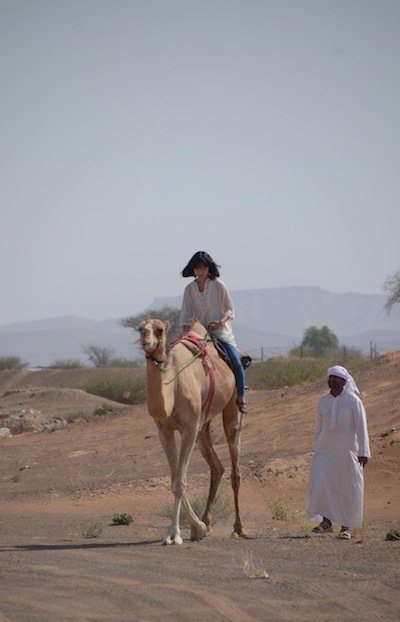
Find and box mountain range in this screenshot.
[1,287,399,367]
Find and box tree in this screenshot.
[121,305,181,346]
[83,344,116,367]
[295,325,339,358]
[383,270,400,315]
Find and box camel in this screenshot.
[138,317,247,545]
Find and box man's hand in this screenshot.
[358,456,368,467]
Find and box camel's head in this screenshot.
[138,319,170,357]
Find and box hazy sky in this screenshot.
[1,0,399,326]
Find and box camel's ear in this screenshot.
[164,321,170,334]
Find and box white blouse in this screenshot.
[179,278,237,345]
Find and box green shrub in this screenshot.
[386,528,400,541]
[268,495,303,521]
[65,404,116,423]
[160,490,233,523]
[49,359,85,369]
[0,356,28,371]
[246,357,327,390]
[112,513,134,525]
[109,358,143,368]
[83,522,103,538]
[93,404,117,416]
[85,370,146,405]
[246,355,366,391]
[64,411,93,423]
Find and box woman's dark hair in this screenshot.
[181,251,221,279]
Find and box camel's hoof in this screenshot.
[163,534,183,545]
[231,530,251,540]
[190,522,207,542]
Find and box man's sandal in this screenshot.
[312,520,333,533]
[338,528,351,539]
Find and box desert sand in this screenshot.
[0,354,399,622]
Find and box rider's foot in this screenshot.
[236,399,248,414]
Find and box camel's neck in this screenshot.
[145,344,167,375]
[145,346,172,418]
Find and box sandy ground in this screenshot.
[0,355,399,622]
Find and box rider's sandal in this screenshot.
[237,400,248,414]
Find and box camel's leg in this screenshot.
[176,424,207,542]
[196,421,225,534]
[156,421,206,544]
[155,421,183,545]
[223,404,248,538]
[181,494,207,541]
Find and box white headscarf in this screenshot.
[327,365,360,395]
[327,365,360,430]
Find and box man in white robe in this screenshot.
[305,365,371,539]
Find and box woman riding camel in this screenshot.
[179,251,248,414]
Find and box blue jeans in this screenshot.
[219,340,246,398]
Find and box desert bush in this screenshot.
[268,495,303,521]
[85,370,146,405]
[109,357,143,367]
[112,513,134,525]
[246,357,328,390]
[160,490,233,523]
[64,410,93,423]
[93,404,118,416]
[0,356,28,371]
[82,522,103,538]
[49,359,85,369]
[386,528,400,541]
[353,520,370,535]
[64,404,117,423]
[246,354,366,391]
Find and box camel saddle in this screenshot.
[207,334,252,370]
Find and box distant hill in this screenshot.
[0,287,399,367]
[0,317,138,368]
